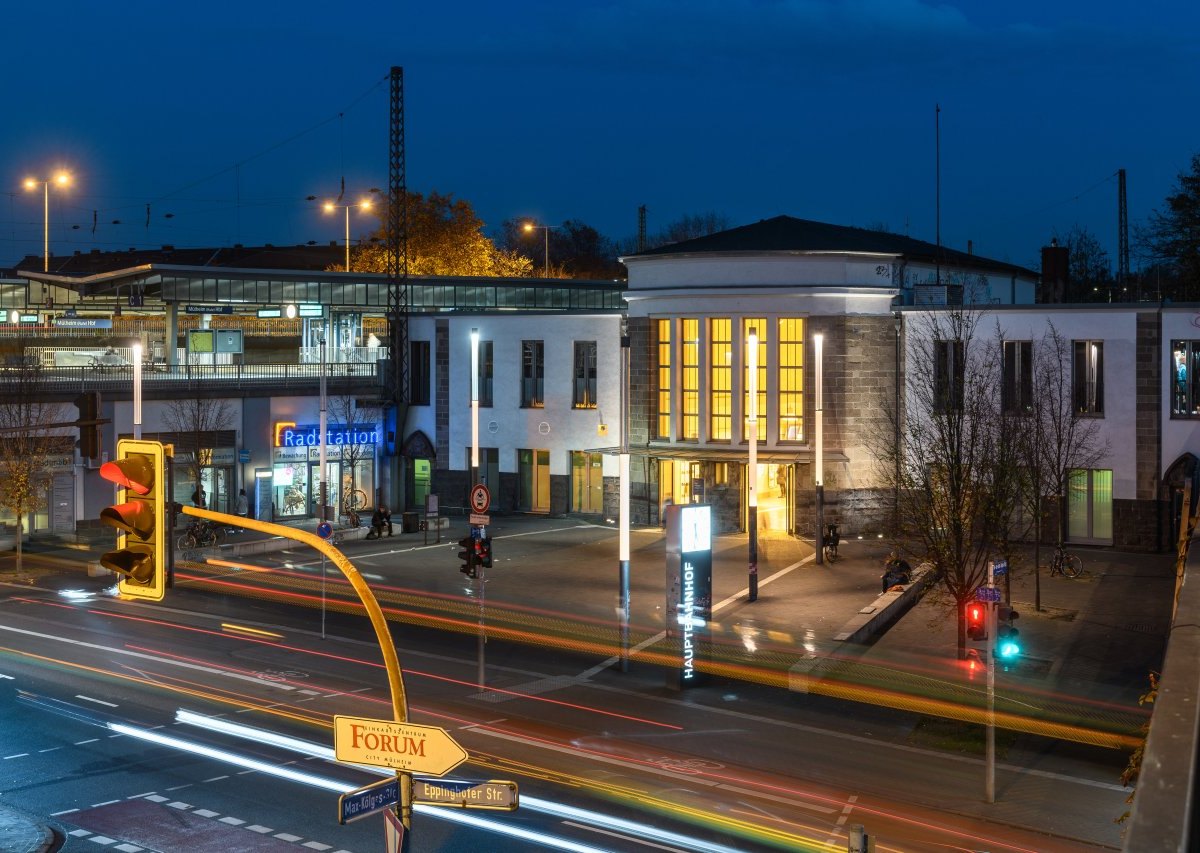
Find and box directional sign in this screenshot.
[469,484,491,514]
[974,587,1001,603]
[338,777,399,824]
[334,715,468,776]
[412,777,518,811]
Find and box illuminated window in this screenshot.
[1170,340,1200,417]
[1072,340,1104,415]
[521,340,544,408]
[654,319,672,439]
[573,340,597,409]
[714,462,729,486]
[743,318,766,441]
[710,318,732,440]
[778,318,805,441]
[681,319,699,440]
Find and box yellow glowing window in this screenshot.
[710,318,732,441]
[743,318,767,441]
[778,318,804,441]
[655,319,672,439]
[681,319,699,441]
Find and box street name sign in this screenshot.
[992,559,1008,576]
[468,513,490,526]
[338,776,399,824]
[974,587,1001,602]
[412,777,518,811]
[334,715,468,776]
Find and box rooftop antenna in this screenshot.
[637,205,647,253]
[1118,168,1129,300]
[935,103,941,288]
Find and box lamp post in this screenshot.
[470,328,485,689]
[814,333,825,565]
[618,324,631,670]
[24,171,71,272]
[747,327,759,602]
[521,221,558,278]
[323,199,373,272]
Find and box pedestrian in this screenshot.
[368,507,385,539]
[235,489,248,531]
[881,551,912,592]
[381,504,393,536]
[191,485,207,509]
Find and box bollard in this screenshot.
[847,824,872,853]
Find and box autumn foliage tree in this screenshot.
[348,191,533,278]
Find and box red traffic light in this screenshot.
[966,602,987,641]
[100,501,155,539]
[100,457,153,495]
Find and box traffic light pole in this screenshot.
[178,505,415,841]
[986,559,996,804]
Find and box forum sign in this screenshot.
[664,503,713,690]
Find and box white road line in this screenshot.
[4,753,29,759]
[0,673,14,679]
[52,809,80,816]
[561,820,687,852]
[75,739,99,745]
[76,694,118,708]
[576,555,813,681]
[92,799,122,807]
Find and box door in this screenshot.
[518,449,550,513]
[571,451,604,514]
[1066,468,1113,545]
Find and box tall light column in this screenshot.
[133,343,143,440]
[24,172,71,272]
[470,328,485,689]
[323,199,373,272]
[319,332,328,522]
[814,333,825,565]
[618,327,631,670]
[521,222,558,278]
[747,327,759,602]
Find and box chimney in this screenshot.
[1041,239,1070,304]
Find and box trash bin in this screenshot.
[402,511,419,533]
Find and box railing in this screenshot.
[298,346,386,365]
[16,361,380,394]
[1121,532,1200,851]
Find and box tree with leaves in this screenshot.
[350,191,533,278]
[1142,153,1200,301]
[0,358,68,575]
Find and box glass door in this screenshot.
[1066,468,1113,545]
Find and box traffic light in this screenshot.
[75,391,101,460]
[477,536,492,569]
[457,535,476,578]
[997,604,1021,660]
[99,439,166,601]
[966,601,987,641]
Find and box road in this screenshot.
[0,518,1139,851]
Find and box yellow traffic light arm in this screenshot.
[179,505,414,832]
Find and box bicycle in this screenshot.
[823,523,839,562]
[1049,544,1083,578]
[177,519,227,551]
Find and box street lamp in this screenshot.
[24,171,71,272]
[521,221,558,278]
[323,198,373,272]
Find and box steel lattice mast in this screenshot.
[387,66,409,439]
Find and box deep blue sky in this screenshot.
[3,1,1196,272]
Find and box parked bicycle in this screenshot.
[823,522,840,562]
[177,519,227,550]
[1049,544,1083,578]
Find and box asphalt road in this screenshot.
[0,518,1143,851]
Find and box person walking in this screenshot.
[235,489,249,532]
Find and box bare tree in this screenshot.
[876,308,1021,659]
[161,396,235,510]
[328,390,376,519]
[0,359,68,574]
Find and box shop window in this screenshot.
[1171,340,1200,417]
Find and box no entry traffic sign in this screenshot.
[469,484,491,514]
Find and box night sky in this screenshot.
[3,1,1196,271]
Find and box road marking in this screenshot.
[4,753,29,759]
[92,799,122,807]
[826,794,858,848]
[76,694,118,708]
[575,555,813,681]
[562,820,688,852]
[0,673,13,679]
[75,739,99,745]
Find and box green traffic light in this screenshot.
[998,639,1021,659]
